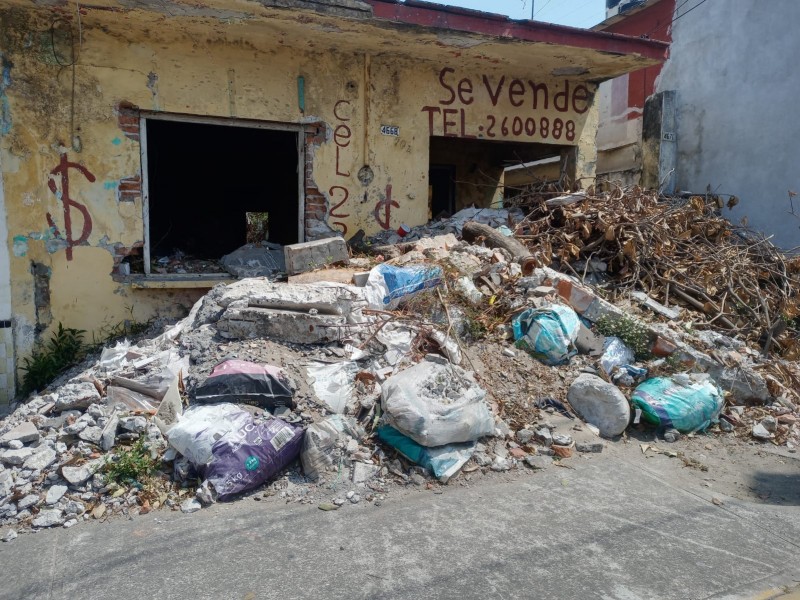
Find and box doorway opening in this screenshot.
[141,116,302,275]
[428,136,563,216]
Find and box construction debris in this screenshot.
[1,186,799,539]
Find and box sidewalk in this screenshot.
[1,453,798,600]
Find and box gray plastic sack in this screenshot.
[301,415,364,481]
[381,360,494,447]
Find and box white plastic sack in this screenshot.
[166,403,251,466]
[306,361,359,414]
[381,360,494,447]
[301,415,364,481]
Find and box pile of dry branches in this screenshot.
[512,185,800,353]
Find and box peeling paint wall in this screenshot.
[0,4,600,395]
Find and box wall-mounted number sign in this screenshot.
[380,125,400,137]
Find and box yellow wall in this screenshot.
[0,6,597,369]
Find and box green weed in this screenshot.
[104,438,158,484]
[595,315,653,361]
[20,323,86,395]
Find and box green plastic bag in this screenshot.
[377,425,475,483]
[512,305,580,365]
[631,374,724,433]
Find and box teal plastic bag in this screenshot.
[631,374,724,433]
[377,425,475,483]
[512,305,580,365]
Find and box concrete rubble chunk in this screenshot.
[180,498,202,514]
[752,423,773,441]
[23,447,57,471]
[284,237,349,276]
[216,280,365,344]
[54,382,101,412]
[631,291,681,320]
[100,412,120,452]
[708,366,770,404]
[63,421,89,435]
[0,447,34,466]
[120,416,148,433]
[567,374,631,438]
[32,509,64,528]
[78,426,103,444]
[221,242,286,278]
[17,494,40,510]
[0,422,40,446]
[1,529,17,542]
[45,485,68,505]
[576,442,604,453]
[525,455,553,470]
[351,462,380,484]
[62,465,93,486]
[0,471,12,499]
[534,428,553,447]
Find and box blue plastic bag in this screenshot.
[364,264,442,310]
[512,305,580,365]
[631,374,724,433]
[377,425,475,483]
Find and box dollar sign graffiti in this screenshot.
[373,184,399,231]
[46,153,95,261]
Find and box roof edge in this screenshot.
[367,0,669,61]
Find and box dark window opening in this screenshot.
[144,119,299,273]
[429,164,456,219]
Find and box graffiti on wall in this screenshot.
[46,152,95,261]
[421,67,591,143]
[373,184,398,231]
[329,100,352,235]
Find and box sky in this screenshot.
[431,0,608,29]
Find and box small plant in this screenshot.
[595,315,652,361]
[104,438,158,484]
[20,323,86,395]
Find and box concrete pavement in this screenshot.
[1,455,799,600]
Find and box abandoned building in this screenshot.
[0,0,667,402]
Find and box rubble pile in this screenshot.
[2,187,800,541]
[513,186,800,352]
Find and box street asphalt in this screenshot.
[1,453,799,600]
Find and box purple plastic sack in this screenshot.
[205,418,304,500]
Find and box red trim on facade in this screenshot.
[367,0,669,62]
[601,0,675,119]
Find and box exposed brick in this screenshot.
[116,101,141,141]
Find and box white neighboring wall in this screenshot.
[658,0,800,250]
[0,150,15,403]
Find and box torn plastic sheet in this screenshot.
[375,324,414,366]
[106,386,159,413]
[306,361,360,414]
[98,340,132,373]
[377,425,475,482]
[600,337,635,375]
